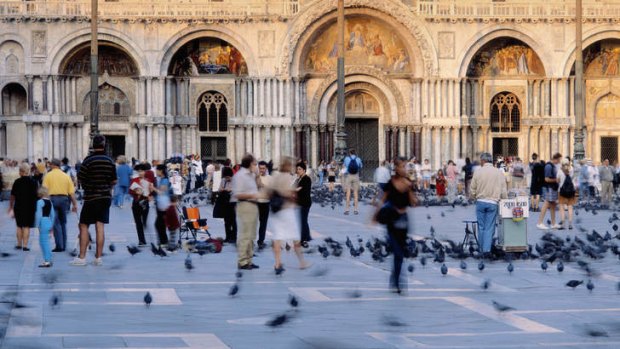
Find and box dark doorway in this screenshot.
[492,137,518,161]
[344,118,378,182]
[601,137,618,164]
[201,137,227,163]
[104,135,125,159]
[1,83,27,115]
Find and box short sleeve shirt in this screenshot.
[544,163,558,190]
[231,167,258,202]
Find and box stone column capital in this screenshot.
[319,124,326,133]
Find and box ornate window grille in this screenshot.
[490,92,520,132]
[198,91,228,132]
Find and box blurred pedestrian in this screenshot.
[435,169,446,201]
[373,160,391,205]
[557,160,576,230]
[114,155,132,208]
[343,149,363,215]
[154,164,171,248]
[511,157,525,190]
[599,159,614,207]
[34,186,55,267]
[536,153,562,230]
[218,166,237,243]
[295,161,313,247]
[529,153,545,211]
[256,161,272,249]
[463,157,473,198]
[327,160,337,192]
[43,158,78,252]
[129,164,152,246]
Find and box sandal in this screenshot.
[274,265,285,275]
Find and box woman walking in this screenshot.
[296,162,313,247]
[375,157,416,294]
[8,163,38,251]
[219,166,237,243]
[129,164,153,246]
[154,164,171,248]
[557,160,576,230]
[34,186,55,267]
[269,157,310,275]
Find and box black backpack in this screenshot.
[347,156,359,175]
[559,174,576,198]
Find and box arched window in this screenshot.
[490,92,520,132]
[198,92,228,132]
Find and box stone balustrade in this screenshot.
[0,0,300,21]
[415,0,620,22]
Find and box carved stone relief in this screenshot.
[438,31,454,59]
[32,30,47,57]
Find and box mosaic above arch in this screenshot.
[304,16,411,74]
[584,39,620,77]
[168,38,247,76]
[467,37,544,77]
[61,43,138,76]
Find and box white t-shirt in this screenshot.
[212,171,222,193]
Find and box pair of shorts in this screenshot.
[558,195,577,205]
[344,174,360,191]
[542,187,558,203]
[328,176,336,183]
[79,198,112,225]
[530,184,542,196]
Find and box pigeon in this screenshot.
[617,281,620,293]
[586,279,594,292]
[460,260,467,270]
[346,289,362,298]
[0,252,12,258]
[381,315,407,327]
[144,292,152,307]
[426,214,431,220]
[507,263,514,274]
[540,261,548,272]
[478,260,485,272]
[407,264,415,273]
[127,245,141,256]
[108,243,116,252]
[266,313,290,327]
[229,284,239,297]
[492,301,515,312]
[289,295,298,308]
[49,292,62,309]
[235,271,243,279]
[481,279,491,291]
[420,256,427,268]
[309,266,330,277]
[565,280,583,289]
[440,263,448,276]
[556,261,564,273]
[184,256,194,271]
[69,249,78,257]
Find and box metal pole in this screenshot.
[573,0,585,161]
[334,0,347,163]
[90,0,99,143]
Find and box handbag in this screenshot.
[375,202,398,225]
[270,191,285,214]
[213,191,230,219]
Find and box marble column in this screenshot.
[471,126,478,157]
[191,126,198,154]
[399,126,406,156]
[58,124,65,157]
[41,75,48,113]
[138,125,146,160]
[26,76,33,113]
[264,125,272,162]
[71,77,77,113]
[294,78,300,123]
[245,126,253,154]
[251,78,257,117]
[432,127,441,169]
[273,125,281,165]
[452,127,460,160]
[157,125,165,161]
[278,80,285,117]
[235,126,245,161]
[42,123,50,157]
[145,125,152,161]
[461,126,470,158]
[131,125,139,160]
[175,78,182,116]
[310,125,318,168]
[26,123,33,161]
[551,127,559,154]
[77,124,84,160]
[442,127,450,164]
[165,125,173,159]
[256,126,264,159]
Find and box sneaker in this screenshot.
[551,224,562,229]
[536,223,550,230]
[38,262,52,268]
[93,258,103,266]
[70,257,87,266]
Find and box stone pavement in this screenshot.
[0,197,619,349]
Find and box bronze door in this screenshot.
[344,118,378,182]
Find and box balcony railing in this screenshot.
[0,0,300,20]
[415,0,620,20]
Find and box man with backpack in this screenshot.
[343,149,363,215]
[536,153,562,230]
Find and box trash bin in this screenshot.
[497,195,528,252]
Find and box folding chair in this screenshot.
[179,206,210,241]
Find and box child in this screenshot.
[435,169,447,200]
[34,186,55,267]
[165,195,181,252]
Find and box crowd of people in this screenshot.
[3,143,620,293]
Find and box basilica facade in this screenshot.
[2,0,620,178]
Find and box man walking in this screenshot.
[43,158,78,252]
[232,154,259,270]
[71,135,117,266]
[343,149,363,215]
[599,159,614,207]
[536,153,562,230]
[529,153,544,211]
[256,160,272,249]
[470,153,507,256]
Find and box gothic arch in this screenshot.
[158,27,258,76]
[47,27,147,75]
[457,27,551,77]
[313,67,403,125]
[562,29,620,76]
[281,0,437,77]
[586,86,620,129]
[323,82,390,124]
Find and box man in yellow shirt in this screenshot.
[42,158,78,252]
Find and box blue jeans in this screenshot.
[50,196,70,251]
[319,172,324,186]
[38,218,53,262]
[476,201,498,253]
[114,184,128,207]
[579,182,589,202]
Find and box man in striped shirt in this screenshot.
[71,135,117,266]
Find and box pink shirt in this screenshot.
[446,165,458,181]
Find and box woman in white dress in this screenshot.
[269,157,309,275]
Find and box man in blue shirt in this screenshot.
[343,149,363,215]
[113,156,133,208]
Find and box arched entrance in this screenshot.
[1,83,27,116]
[595,94,620,163]
[0,83,27,158]
[197,91,229,163]
[490,92,521,161]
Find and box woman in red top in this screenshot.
[129,164,153,246]
[435,169,447,200]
